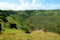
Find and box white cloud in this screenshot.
[0,2,19,10]
[0,0,60,10]
[18,0,42,10]
[43,3,60,10]
[49,3,60,9]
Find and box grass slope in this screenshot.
[0,29,60,40]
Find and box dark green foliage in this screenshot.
[0,23,2,33]
[0,10,60,34]
[10,24,17,29]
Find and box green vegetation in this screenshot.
[0,10,60,40]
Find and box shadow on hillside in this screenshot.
[0,10,17,22]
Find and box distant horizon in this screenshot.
[0,9,60,11]
[0,0,60,10]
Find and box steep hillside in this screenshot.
[0,10,60,34]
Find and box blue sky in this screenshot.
[0,0,60,10]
